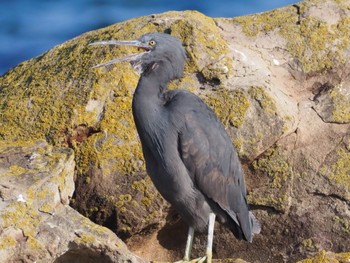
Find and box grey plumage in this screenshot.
[90,32,260,260]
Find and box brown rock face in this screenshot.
[0,0,350,262]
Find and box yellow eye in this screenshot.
[149,40,156,46]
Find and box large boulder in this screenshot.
[0,141,144,262]
[0,0,349,262]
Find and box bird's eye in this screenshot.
[149,40,156,46]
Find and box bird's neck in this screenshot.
[132,61,179,133]
[132,73,168,130]
[133,61,174,105]
[134,74,167,101]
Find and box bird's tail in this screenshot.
[249,211,261,236]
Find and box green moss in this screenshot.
[204,88,250,128]
[234,2,350,73]
[249,86,277,116]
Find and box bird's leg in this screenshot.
[176,213,216,263]
[184,226,194,261]
[196,212,216,263]
[174,227,194,263]
[205,212,216,263]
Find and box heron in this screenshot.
[90,32,260,262]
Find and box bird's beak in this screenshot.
[89,39,150,69]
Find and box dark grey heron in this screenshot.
[90,32,260,262]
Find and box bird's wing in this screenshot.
[167,90,254,240]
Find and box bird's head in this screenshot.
[90,32,187,80]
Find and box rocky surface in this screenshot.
[0,0,350,262]
[0,141,145,263]
[297,250,350,263]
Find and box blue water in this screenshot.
[0,0,299,75]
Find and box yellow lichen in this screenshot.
[249,148,292,211]
[0,235,17,249]
[119,207,127,213]
[141,197,152,207]
[249,86,277,116]
[3,165,26,177]
[0,202,41,238]
[37,189,54,200]
[119,194,132,202]
[27,236,44,250]
[333,216,350,234]
[80,217,109,235]
[326,148,350,190]
[329,84,350,123]
[301,239,317,250]
[297,250,350,263]
[39,203,54,214]
[115,201,124,208]
[234,3,350,73]
[204,88,250,128]
[75,233,96,244]
[253,148,292,189]
[248,194,290,212]
[131,200,139,207]
[233,137,244,152]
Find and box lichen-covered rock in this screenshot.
[0,141,145,263]
[313,83,350,124]
[0,0,350,262]
[297,250,350,263]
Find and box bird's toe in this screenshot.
[174,256,208,263]
[195,256,207,263]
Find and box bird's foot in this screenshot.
[194,256,207,263]
[174,256,208,263]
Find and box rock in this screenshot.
[0,141,145,263]
[296,250,350,263]
[313,83,350,124]
[0,0,350,262]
